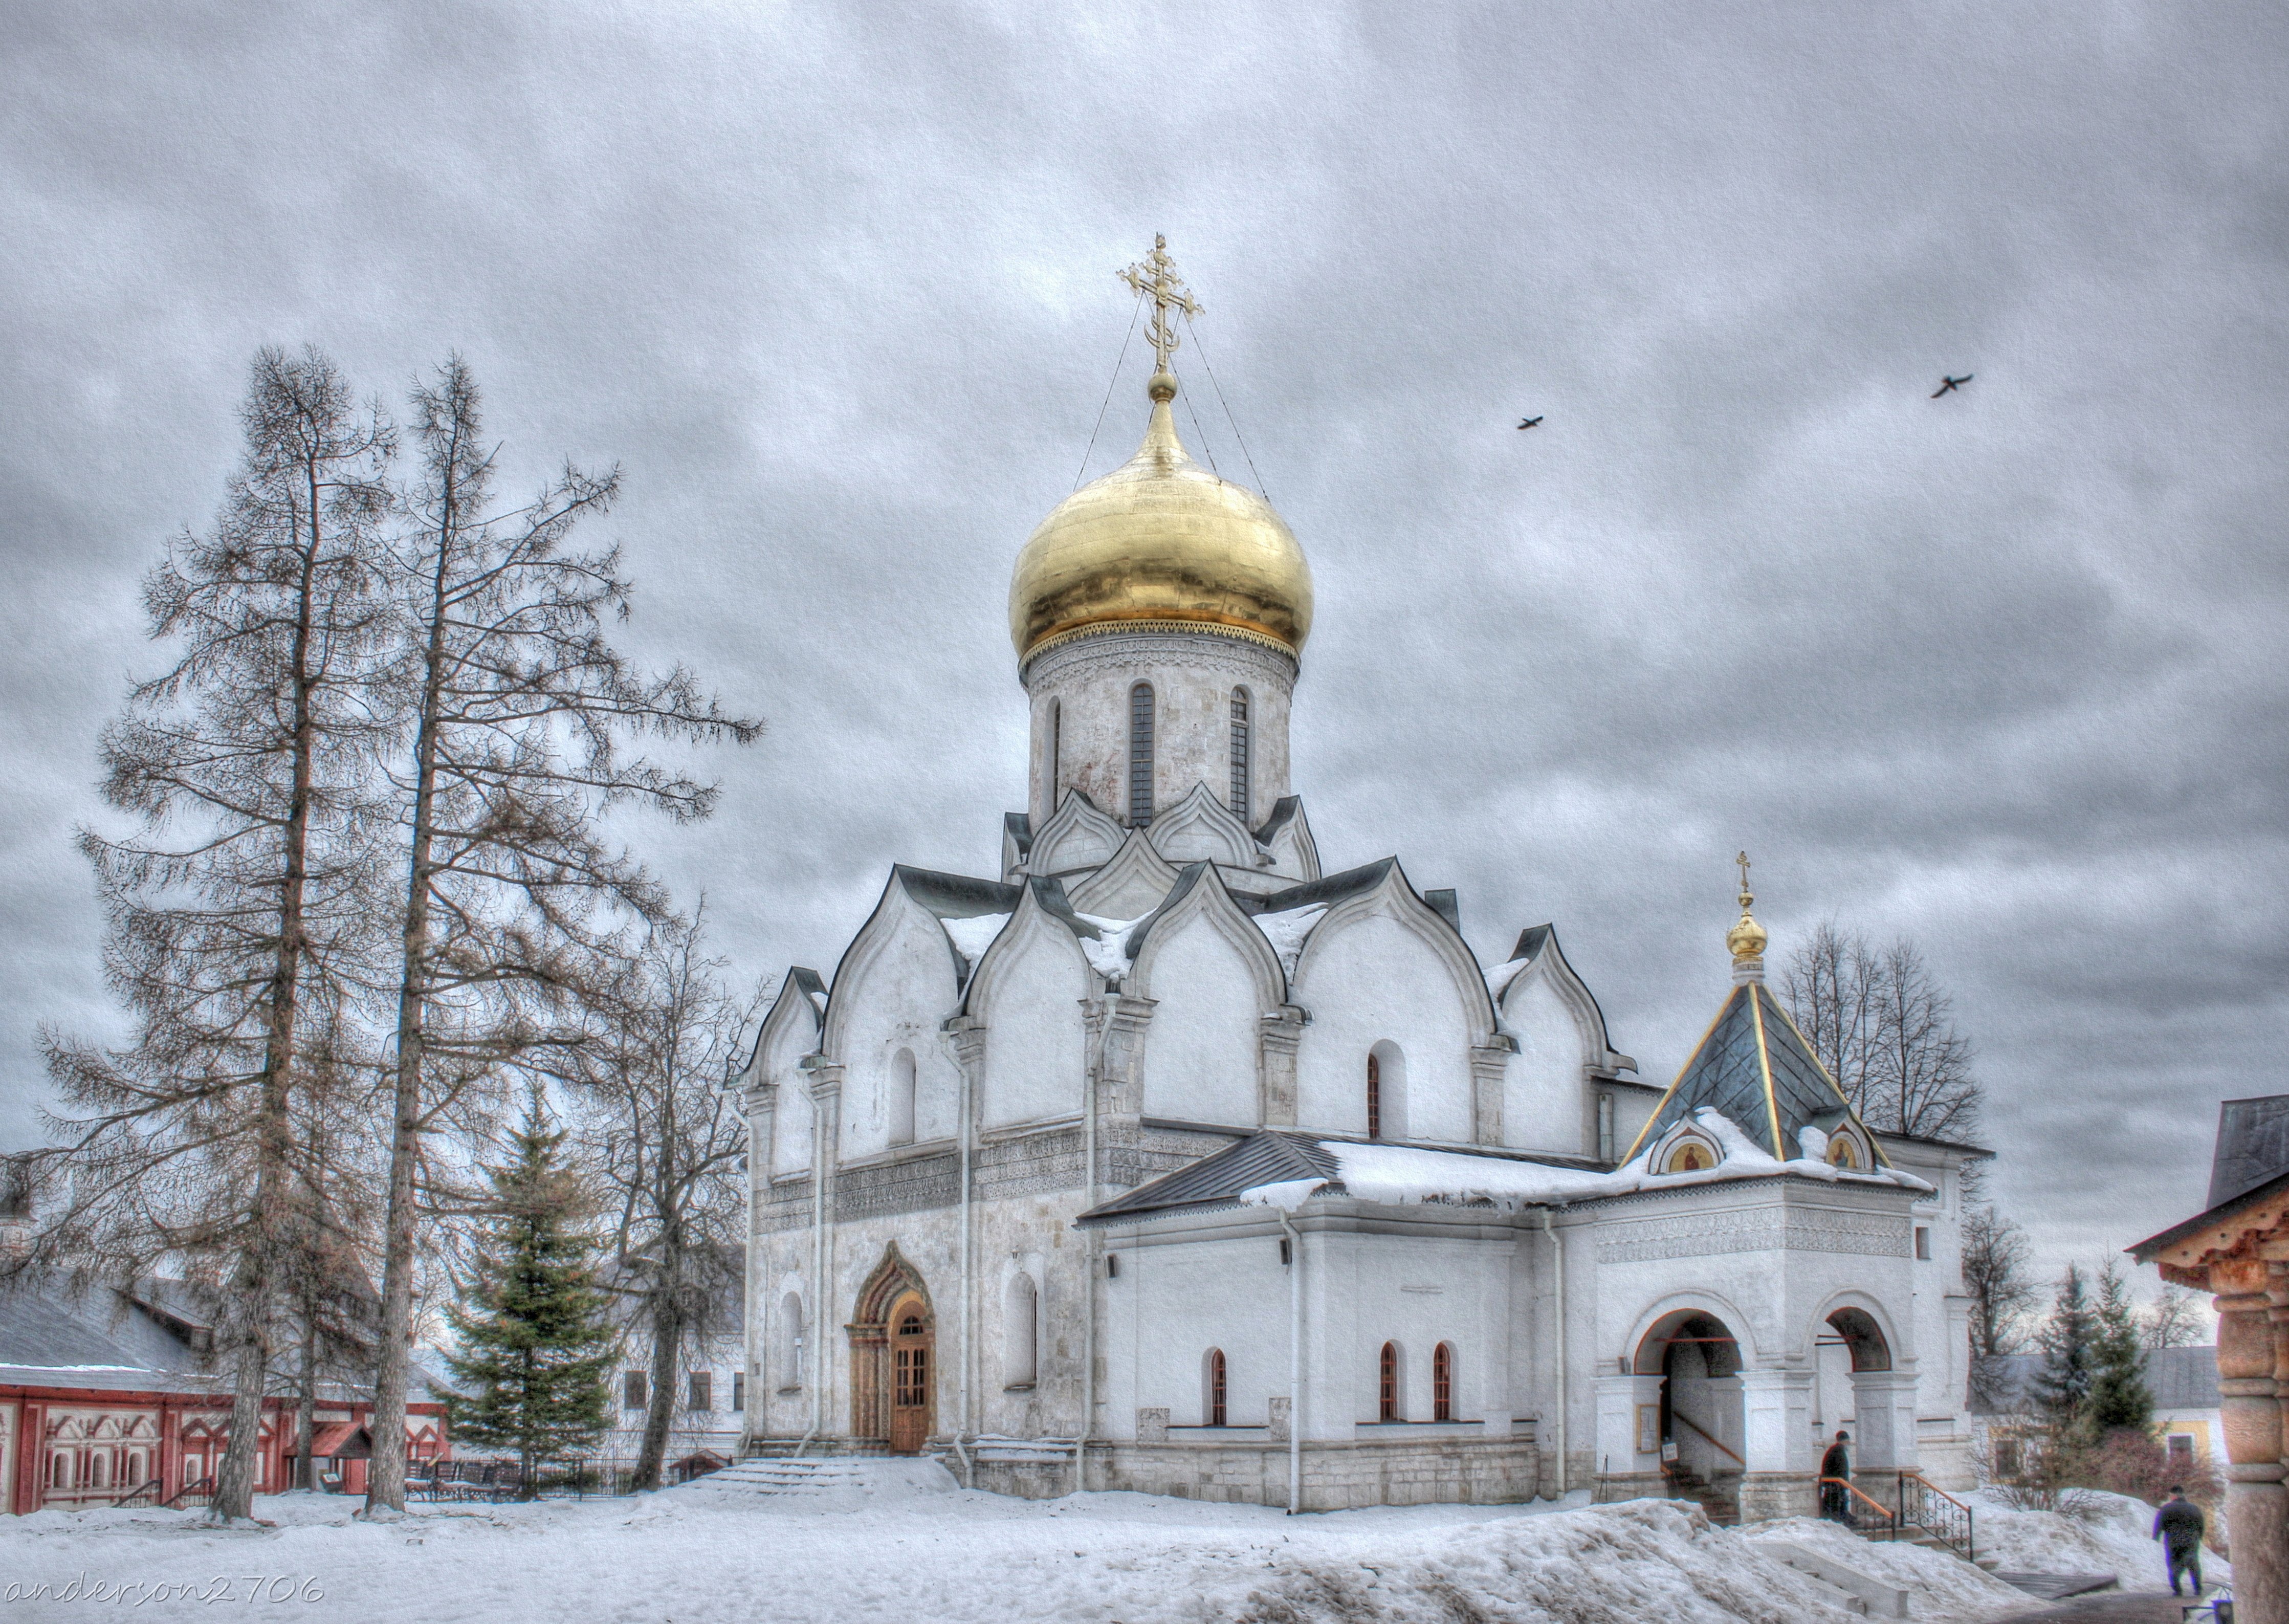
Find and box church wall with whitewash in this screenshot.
[733,250,1986,1510]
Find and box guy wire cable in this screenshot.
[1075,293,1145,490]
[1182,370,1221,476]
[1183,310,1270,503]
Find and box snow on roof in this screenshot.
[1252,903,1326,977]
[1483,956,1532,1002]
[1073,912,1146,980]
[1236,1107,1929,1212]
[939,912,1011,969]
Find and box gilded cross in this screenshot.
[1118,234,1202,375]
[1735,850,1753,909]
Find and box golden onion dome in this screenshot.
[1010,372,1312,660]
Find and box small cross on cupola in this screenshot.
[1726,850,1768,985]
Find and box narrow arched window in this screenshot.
[1367,1052,1382,1140]
[1047,698,1062,805]
[888,1047,917,1147]
[1434,1343,1455,1422]
[90,1452,108,1488]
[781,1292,806,1390]
[1004,1274,1039,1389]
[1379,1342,1400,1422]
[1206,1348,1227,1427]
[1228,689,1251,820]
[1128,683,1155,826]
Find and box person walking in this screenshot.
[1818,1430,1854,1526]
[2152,1487,2207,1597]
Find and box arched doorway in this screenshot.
[887,1291,935,1454]
[1634,1310,1746,1513]
[850,1244,936,1454]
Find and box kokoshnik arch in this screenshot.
[729,242,1988,1514]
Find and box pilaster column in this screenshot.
[1083,994,1156,1140]
[2214,1257,2284,1624]
[1469,1041,1514,1146]
[1258,1007,1303,1126]
[738,1082,777,1446]
[1736,1366,1817,1522]
[1591,1373,1667,1501]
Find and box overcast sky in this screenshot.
[4,2,2283,1297]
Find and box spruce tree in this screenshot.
[444,1102,616,1496]
[2032,1263,2097,1429]
[2086,1261,2155,1439]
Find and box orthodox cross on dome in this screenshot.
[1118,234,1202,377]
[1726,849,1768,972]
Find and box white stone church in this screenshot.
[733,246,1984,1516]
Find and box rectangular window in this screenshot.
[688,1371,712,1411]
[1995,1437,2022,1479]
[2168,1433,2195,1466]
[1915,1226,1931,1260]
[623,1371,647,1412]
[732,1372,745,1412]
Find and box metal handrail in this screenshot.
[1897,1469,1975,1562]
[103,1477,167,1509]
[160,1476,215,1509]
[1668,1410,1745,1467]
[1819,1475,1897,1530]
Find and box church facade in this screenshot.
[734,245,1983,1515]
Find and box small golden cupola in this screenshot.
[1725,849,1768,984]
[1008,237,1313,663]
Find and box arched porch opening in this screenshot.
[1815,1301,1916,1478]
[850,1244,936,1454]
[1634,1309,1747,1509]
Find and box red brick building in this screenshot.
[0,1269,448,1513]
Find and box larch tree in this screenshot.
[364,358,759,1515]
[581,905,757,1493]
[443,1098,616,1496]
[34,347,394,1521]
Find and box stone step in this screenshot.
[701,1457,958,1498]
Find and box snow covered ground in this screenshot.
[1964,1487,2231,1595]
[0,1475,2184,1623]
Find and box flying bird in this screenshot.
[1516,416,1543,429]
[1931,375,1973,398]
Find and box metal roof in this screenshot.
[1626,982,1876,1164]
[1076,1131,1338,1226]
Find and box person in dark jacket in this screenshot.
[1818,1430,1853,1525]
[2152,1487,2206,1596]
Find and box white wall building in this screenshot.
[734,248,1985,1516]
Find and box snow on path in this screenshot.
[1963,1488,2232,1595]
[0,1485,2063,1623]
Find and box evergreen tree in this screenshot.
[2032,1264,2097,1430]
[444,1102,615,1496]
[2086,1261,2155,1438]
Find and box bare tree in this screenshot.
[34,348,394,1520]
[579,906,758,1492]
[363,359,760,1516]
[1963,1204,2038,1408]
[1782,921,1980,1142]
[2141,1282,2209,1351]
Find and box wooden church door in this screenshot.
[887,1292,934,1454]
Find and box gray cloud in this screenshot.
[3,0,2283,1291]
